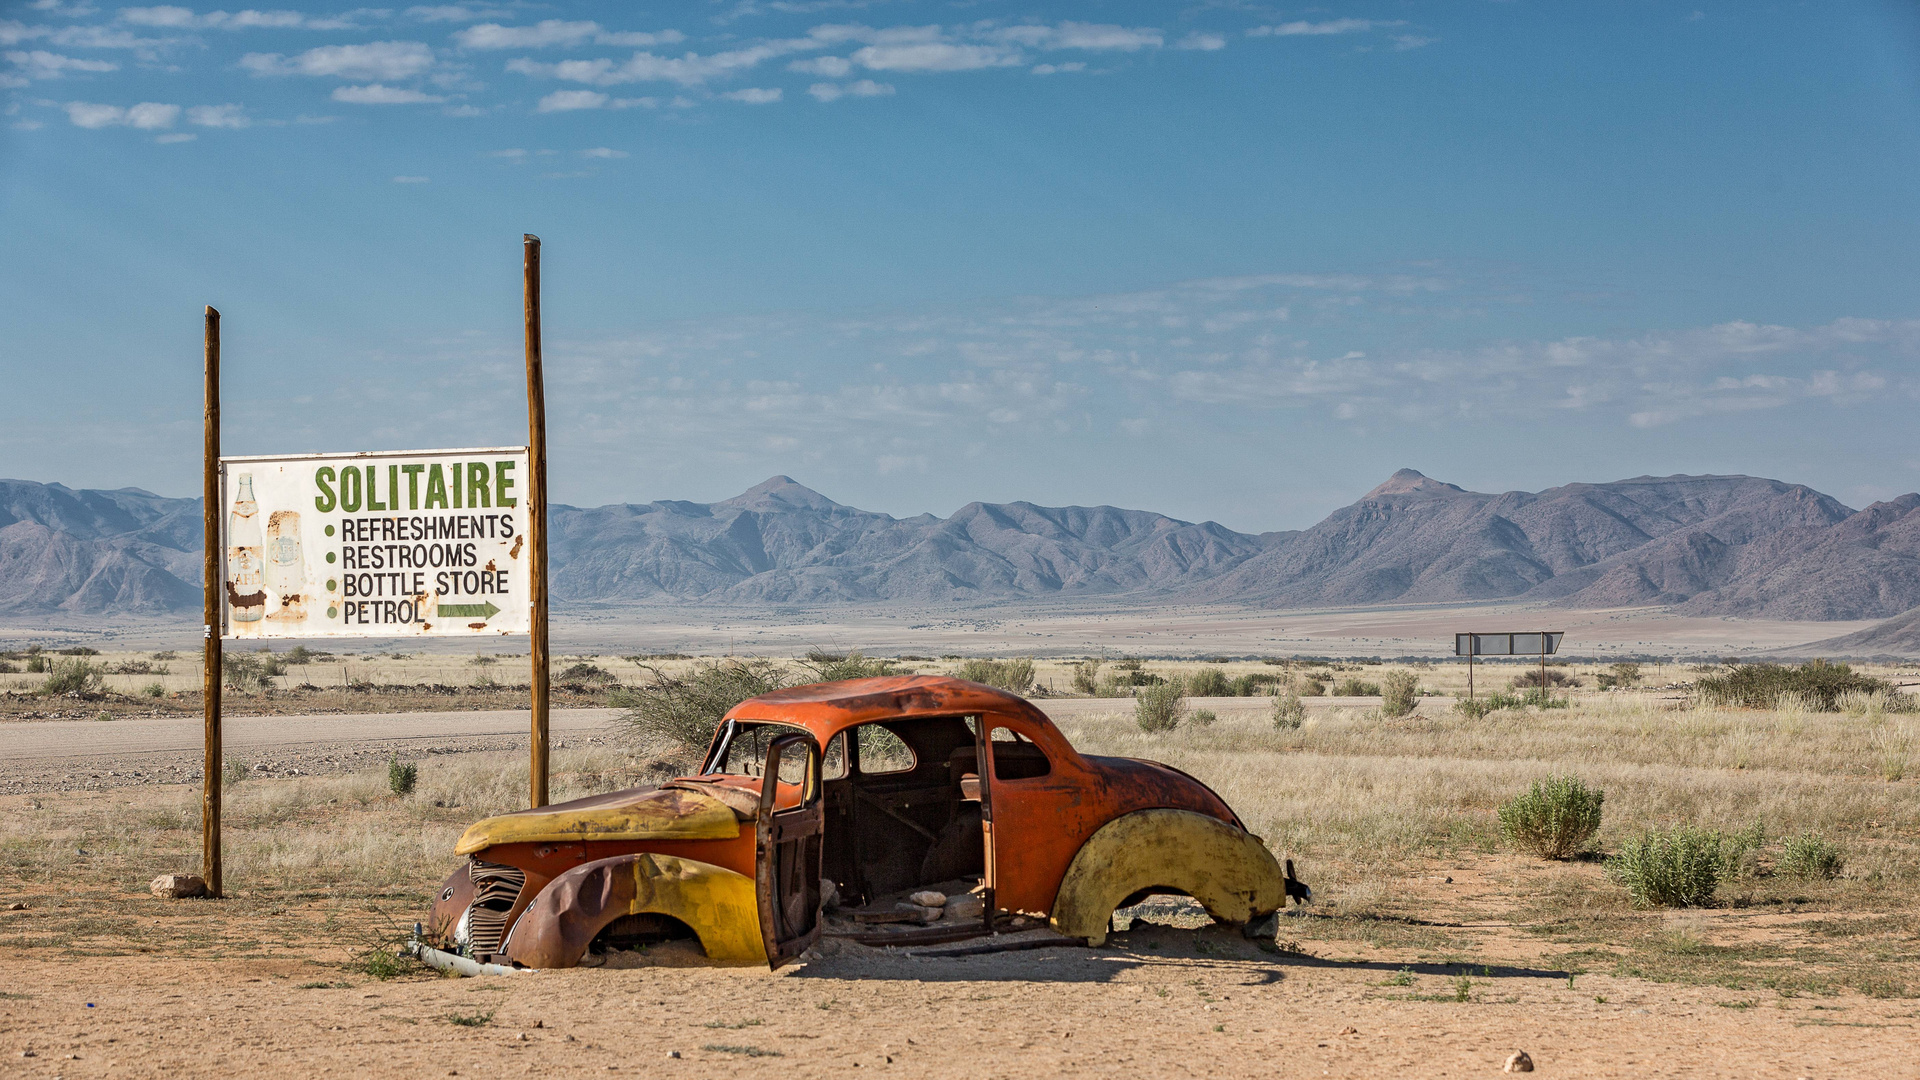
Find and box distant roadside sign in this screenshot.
[1455,632,1564,656]
[218,447,530,638]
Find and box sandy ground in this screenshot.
[2,601,1883,660]
[4,904,1913,1079]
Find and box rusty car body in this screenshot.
[422,675,1306,970]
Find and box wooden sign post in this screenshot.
[202,306,223,898]
[524,234,550,809]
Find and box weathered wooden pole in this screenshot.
[202,306,223,897]
[524,235,550,809]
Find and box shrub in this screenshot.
[1511,667,1580,690]
[470,654,499,666]
[284,645,324,665]
[1111,658,1144,671]
[1695,660,1891,711]
[1272,691,1306,730]
[41,658,104,695]
[1070,659,1101,695]
[613,659,793,757]
[1779,833,1845,881]
[1380,671,1419,718]
[955,658,1035,696]
[1520,688,1571,709]
[1186,668,1231,698]
[1454,697,1494,719]
[803,650,895,682]
[1230,673,1283,696]
[388,756,418,796]
[1299,678,1325,697]
[152,651,177,661]
[1135,678,1188,733]
[556,662,616,684]
[1610,825,1728,907]
[58,646,99,656]
[222,757,250,787]
[1498,776,1604,859]
[142,682,165,698]
[223,652,285,692]
[1598,661,1642,690]
[1190,708,1218,727]
[1331,678,1381,698]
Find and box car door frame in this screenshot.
[755,731,824,969]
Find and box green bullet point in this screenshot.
[325,552,336,563]
[326,579,337,592]
[326,606,338,619]
[324,524,335,537]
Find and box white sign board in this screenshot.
[219,447,531,639]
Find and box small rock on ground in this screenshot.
[150,874,209,899]
[1504,1050,1534,1073]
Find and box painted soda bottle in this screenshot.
[228,473,266,624]
[266,510,308,622]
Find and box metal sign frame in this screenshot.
[1453,632,1565,702]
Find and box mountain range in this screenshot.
[5,470,1919,625]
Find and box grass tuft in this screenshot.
[1778,833,1845,881]
[388,756,418,797]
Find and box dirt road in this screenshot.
[0,708,616,793]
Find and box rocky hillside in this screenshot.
[5,470,1918,621]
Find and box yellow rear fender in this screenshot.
[1049,808,1285,946]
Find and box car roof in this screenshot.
[722,675,1061,744]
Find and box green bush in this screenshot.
[557,662,616,684]
[41,658,104,695]
[1598,662,1642,690]
[25,654,47,673]
[1272,691,1306,730]
[1695,660,1891,711]
[1070,659,1101,695]
[803,650,895,682]
[388,756,418,796]
[1186,668,1231,697]
[223,652,285,692]
[1498,776,1604,859]
[1610,825,1728,907]
[955,658,1035,695]
[223,757,251,787]
[1299,678,1325,697]
[1454,697,1494,719]
[1230,673,1284,696]
[1779,833,1845,881]
[1330,678,1382,697]
[1135,678,1188,733]
[613,658,793,757]
[1380,671,1419,718]
[142,682,165,698]
[1511,667,1580,690]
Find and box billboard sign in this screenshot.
[219,447,530,639]
[1454,632,1564,657]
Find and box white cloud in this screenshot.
[991,22,1160,51]
[720,86,780,103]
[120,6,342,30]
[535,88,605,111]
[487,147,525,159]
[5,49,116,78]
[154,131,194,142]
[1247,19,1389,37]
[242,41,435,80]
[850,42,1019,72]
[64,99,178,127]
[788,54,850,76]
[807,78,890,101]
[1176,32,1225,51]
[186,102,246,126]
[508,40,807,86]
[1029,62,1084,75]
[407,5,502,22]
[594,30,684,47]
[580,146,626,158]
[455,20,599,49]
[1392,35,1436,51]
[391,174,429,182]
[331,83,445,103]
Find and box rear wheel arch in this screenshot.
[1048,808,1285,946]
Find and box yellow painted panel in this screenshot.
[626,853,767,964]
[1049,808,1284,946]
[456,788,740,856]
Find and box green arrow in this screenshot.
[438,601,500,620]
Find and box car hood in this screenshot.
[454,783,747,856]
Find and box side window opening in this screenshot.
[854,723,915,775]
[988,725,1051,780]
[822,730,849,781]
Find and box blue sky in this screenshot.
[4,0,1920,532]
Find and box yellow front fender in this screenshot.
[503,853,767,967]
[1049,809,1285,946]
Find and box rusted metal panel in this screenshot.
[1047,808,1286,945]
[216,446,530,639]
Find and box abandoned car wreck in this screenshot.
[421,675,1308,970]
